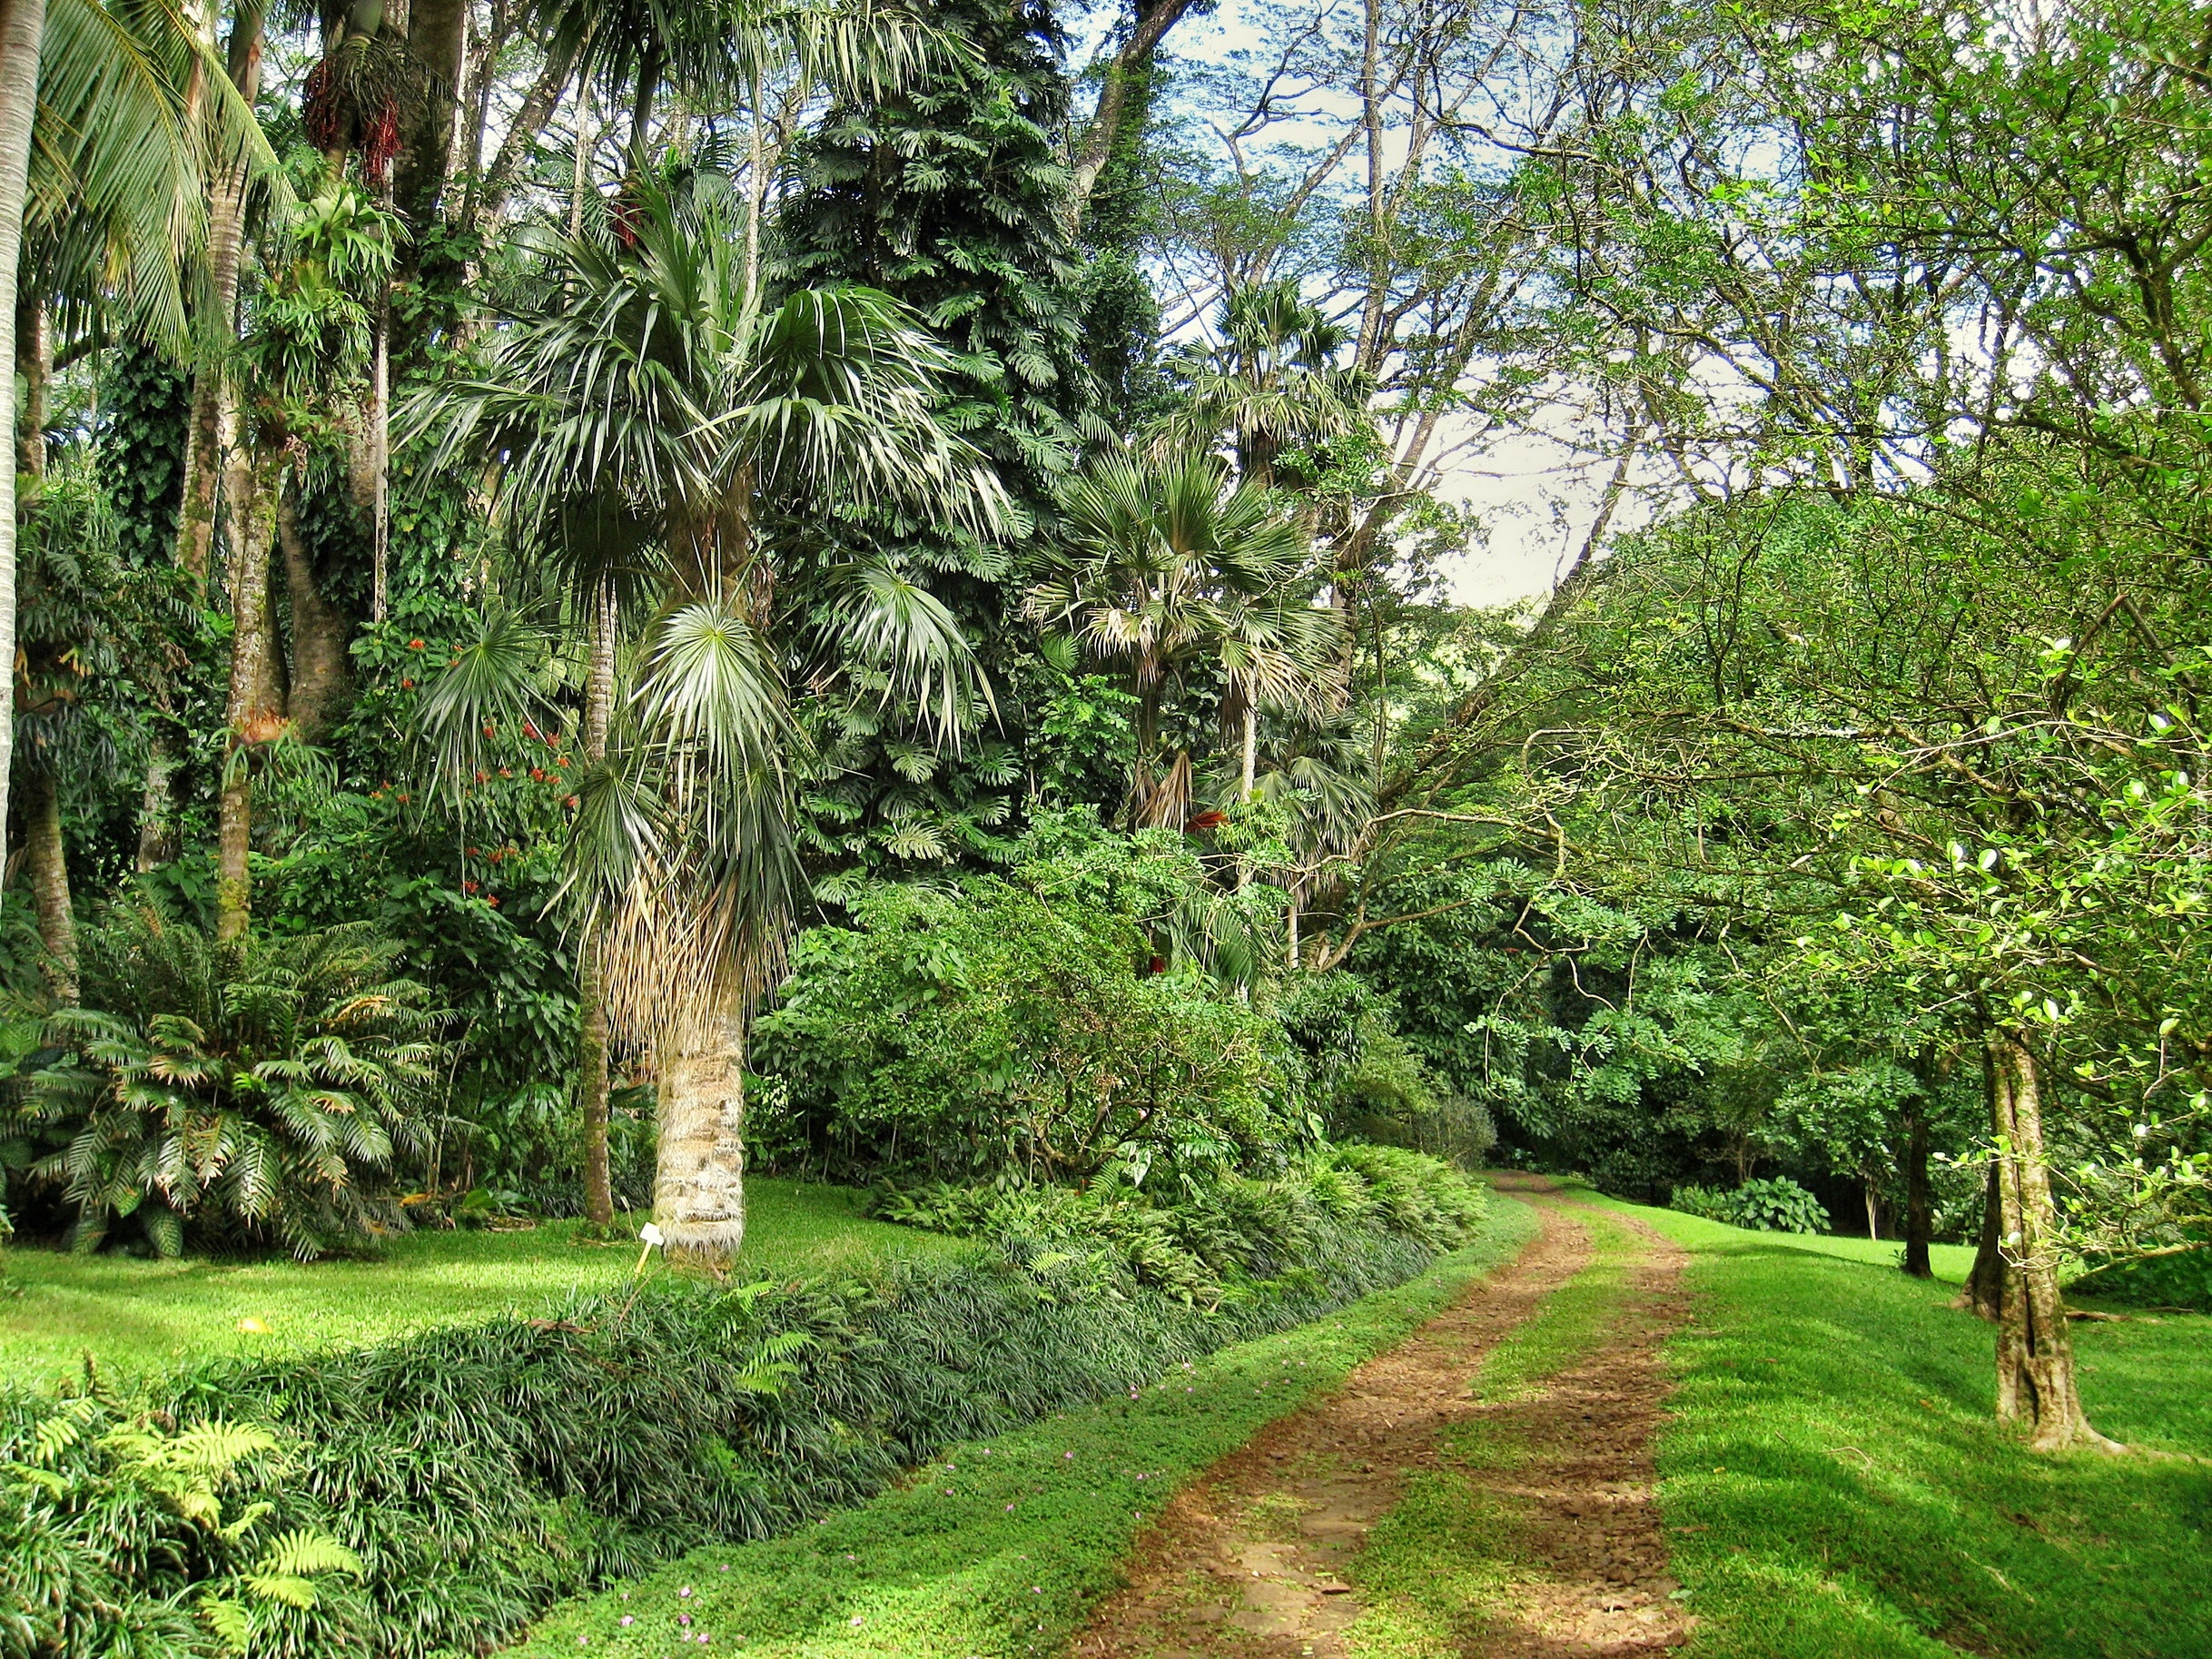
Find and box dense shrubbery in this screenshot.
[1670,1177,1831,1235]
[758,872,1289,1182]
[0,1152,1485,1658]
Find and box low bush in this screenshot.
[867,1145,1487,1305]
[0,1152,1486,1659]
[1671,1176,1831,1235]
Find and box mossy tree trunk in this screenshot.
[277,487,352,741]
[1985,1031,2121,1453]
[215,449,281,944]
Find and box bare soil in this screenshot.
[1066,1179,1694,1659]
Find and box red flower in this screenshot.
[463,880,479,894]
[408,638,426,651]
[400,677,415,689]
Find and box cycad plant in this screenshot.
[15,913,449,1259]
[1028,449,1340,828]
[414,169,1003,1267]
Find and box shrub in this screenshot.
[756,876,1291,1181]
[1672,1176,1830,1235]
[0,1152,1486,1659]
[8,913,450,1259]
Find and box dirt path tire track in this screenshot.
[1066,1180,1693,1659]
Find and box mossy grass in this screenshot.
[508,1200,1544,1658]
[0,1178,963,1380]
[1571,1196,2212,1657]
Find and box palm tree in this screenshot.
[1152,279,1367,491]
[412,171,1003,1266]
[1028,449,1340,829]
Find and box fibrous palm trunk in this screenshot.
[655,1004,747,1269]
[21,767,75,1003]
[216,449,280,943]
[0,0,47,880]
[1986,1031,2120,1453]
[578,579,617,1227]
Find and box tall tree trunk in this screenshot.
[215,449,280,944]
[577,580,617,1227]
[1902,1106,1933,1279]
[1986,1031,2120,1453]
[393,0,469,237]
[1066,0,1197,231]
[278,486,353,740]
[173,5,265,592]
[0,0,47,882]
[655,1004,746,1270]
[20,768,75,1004]
[1863,1177,1880,1240]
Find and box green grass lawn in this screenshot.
[1595,1197,2212,1659]
[508,1201,1545,1659]
[0,1178,966,1383]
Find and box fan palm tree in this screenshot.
[1028,449,1340,829]
[410,170,1004,1266]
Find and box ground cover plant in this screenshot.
[0,1179,962,1381]
[509,1199,1541,1659]
[0,1153,1486,1658]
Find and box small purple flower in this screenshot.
[680,1586,694,1599]
[619,1615,634,1627]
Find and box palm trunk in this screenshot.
[20,768,75,1004]
[0,0,46,881]
[655,1004,747,1270]
[578,580,617,1227]
[1986,1031,2119,1452]
[278,486,353,739]
[216,449,280,944]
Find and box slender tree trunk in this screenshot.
[577,579,617,1227]
[278,486,353,740]
[655,1003,746,1270]
[20,768,75,1004]
[1986,1031,2121,1453]
[216,449,280,944]
[0,0,47,881]
[474,50,571,227]
[1863,1178,1879,1241]
[1903,1107,1933,1279]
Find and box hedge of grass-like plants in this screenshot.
[0,1147,1482,1659]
